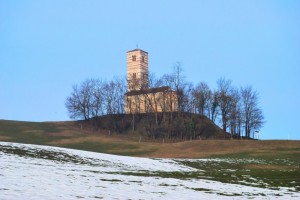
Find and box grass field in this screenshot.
[1,119,300,192]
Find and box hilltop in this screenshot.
[79,112,225,141]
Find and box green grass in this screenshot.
[61,141,157,156]
[177,151,300,192]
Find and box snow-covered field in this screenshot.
[0,142,299,199]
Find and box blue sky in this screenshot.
[0,0,299,140]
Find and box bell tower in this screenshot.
[127,49,148,91]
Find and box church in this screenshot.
[125,49,179,114]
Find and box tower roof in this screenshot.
[127,48,148,54]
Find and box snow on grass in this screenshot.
[0,142,194,173]
[0,142,299,199]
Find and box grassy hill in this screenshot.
[0,119,299,158]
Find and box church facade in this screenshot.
[125,49,179,114]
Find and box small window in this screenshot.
[142,74,148,80]
[132,55,136,61]
[133,73,136,79]
[141,56,145,62]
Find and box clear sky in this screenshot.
[1,0,299,140]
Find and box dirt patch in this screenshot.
[141,140,300,158]
[47,135,139,146]
[47,136,104,145]
[46,130,83,137]
[245,164,298,170]
[23,130,45,135]
[0,136,11,140]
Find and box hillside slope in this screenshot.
[0,119,299,159]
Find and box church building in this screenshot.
[125,49,179,114]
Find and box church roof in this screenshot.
[125,86,175,96]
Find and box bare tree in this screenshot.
[172,62,185,112]
[103,79,125,115]
[206,90,219,123]
[66,77,126,120]
[240,86,264,138]
[65,79,94,120]
[90,79,105,117]
[113,77,126,114]
[216,77,233,134]
[161,63,186,112]
[181,82,194,113]
[160,73,175,122]
[228,88,241,137]
[192,81,210,116]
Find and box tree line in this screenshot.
[65,78,126,120]
[66,64,264,139]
